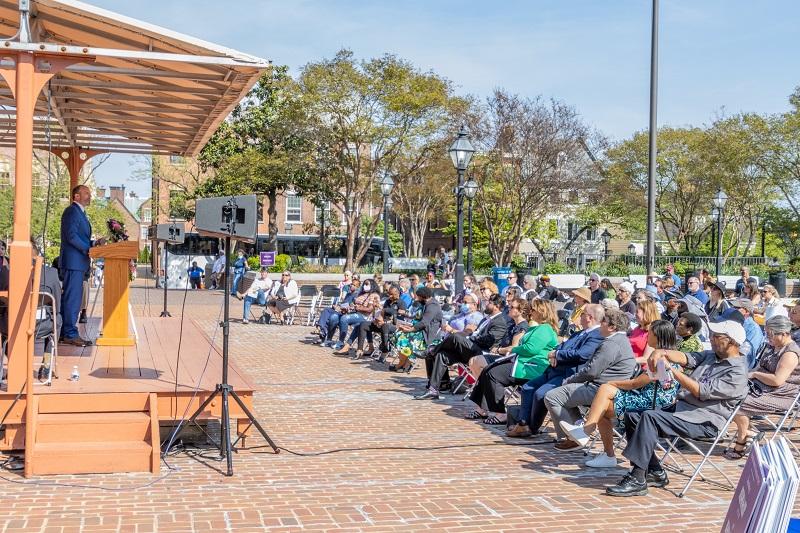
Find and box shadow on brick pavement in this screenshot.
[0,286,795,532]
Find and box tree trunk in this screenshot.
[266,190,278,251]
[344,213,358,271]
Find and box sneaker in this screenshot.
[553,440,581,452]
[506,423,533,438]
[585,454,618,468]
[322,340,332,348]
[646,469,669,488]
[242,319,249,324]
[560,420,591,447]
[332,342,344,351]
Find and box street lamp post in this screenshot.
[448,126,475,291]
[379,174,395,274]
[710,207,718,257]
[318,198,326,267]
[464,179,478,273]
[712,189,728,277]
[601,229,612,261]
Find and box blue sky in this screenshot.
[88,0,800,197]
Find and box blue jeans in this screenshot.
[518,369,565,432]
[243,290,267,320]
[231,270,245,295]
[338,313,367,343]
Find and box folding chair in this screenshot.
[308,287,341,329]
[750,388,800,455]
[658,400,744,498]
[34,291,59,386]
[451,362,476,399]
[293,285,318,326]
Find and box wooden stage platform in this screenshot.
[0,317,256,476]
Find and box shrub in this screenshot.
[269,253,292,273]
[543,261,569,274]
[246,256,261,271]
[137,246,151,264]
[590,260,629,277]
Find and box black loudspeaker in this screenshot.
[147,222,187,244]
[195,195,258,244]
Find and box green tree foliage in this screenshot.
[299,49,464,270]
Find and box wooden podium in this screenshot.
[89,241,138,346]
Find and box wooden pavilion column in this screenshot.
[52,147,106,192]
[0,52,91,393]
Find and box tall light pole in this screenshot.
[318,197,326,267]
[448,126,475,291]
[713,189,728,277]
[710,207,718,257]
[645,0,659,274]
[379,174,395,274]
[601,229,611,261]
[464,178,478,273]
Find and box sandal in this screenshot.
[464,410,487,420]
[483,415,507,425]
[724,440,749,460]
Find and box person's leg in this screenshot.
[356,320,371,351]
[325,312,341,341]
[60,269,82,340]
[483,361,517,415]
[347,315,366,345]
[530,376,564,433]
[428,352,452,393]
[582,383,619,435]
[515,373,549,429]
[468,371,490,413]
[469,354,489,379]
[243,295,254,321]
[597,417,616,457]
[378,323,393,353]
[543,383,592,440]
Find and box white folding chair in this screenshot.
[658,400,744,498]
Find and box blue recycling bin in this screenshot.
[493,267,513,293]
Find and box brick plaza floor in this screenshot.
[1,284,798,532]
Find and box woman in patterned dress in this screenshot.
[560,319,680,466]
[389,287,443,372]
[726,315,800,459]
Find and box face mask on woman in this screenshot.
[460,303,470,314]
[362,284,371,292]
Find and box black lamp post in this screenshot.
[712,189,728,276]
[448,126,475,291]
[710,207,718,257]
[379,174,395,274]
[601,229,612,261]
[318,197,326,267]
[464,178,478,273]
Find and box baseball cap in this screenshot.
[730,298,754,313]
[707,320,746,346]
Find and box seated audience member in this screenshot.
[501,272,522,297]
[372,272,384,295]
[333,280,381,355]
[544,309,637,451]
[755,284,787,323]
[479,278,499,299]
[685,276,709,305]
[506,304,605,438]
[398,278,413,308]
[521,274,538,299]
[616,282,637,318]
[726,298,765,368]
[664,263,682,290]
[600,298,619,313]
[567,287,592,334]
[560,320,681,467]
[705,281,729,322]
[423,270,442,289]
[605,318,748,497]
[628,300,661,357]
[391,287,442,372]
[355,284,406,359]
[337,270,353,300]
[408,274,421,292]
[726,315,800,460]
[734,267,750,297]
[240,267,273,324]
[788,301,800,343]
[537,275,559,301]
[266,270,300,324]
[601,278,616,301]
[414,294,506,400]
[317,279,361,345]
[675,312,704,353]
[454,274,477,305]
[465,299,558,424]
[469,298,531,378]
[742,278,762,308]
[442,293,483,336]
[588,273,606,304]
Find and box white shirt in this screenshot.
[73,201,86,213]
[212,256,226,273]
[764,299,789,321]
[246,276,273,298]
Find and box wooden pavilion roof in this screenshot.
[0,0,270,156]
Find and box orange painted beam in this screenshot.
[49,147,107,191]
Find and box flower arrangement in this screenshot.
[106,218,129,243]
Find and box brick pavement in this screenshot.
[0,285,796,532]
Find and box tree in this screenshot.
[467,89,596,266]
[299,49,464,270]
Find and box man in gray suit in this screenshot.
[544,308,637,451]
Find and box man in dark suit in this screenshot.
[415,293,507,400]
[59,185,104,346]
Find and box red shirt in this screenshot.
[628,327,649,357]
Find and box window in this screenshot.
[0,159,9,186]
[169,190,185,219]
[567,221,578,241]
[285,193,301,223]
[140,226,149,241]
[169,155,184,165]
[315,201,337,225]
[142,208,152,223]
[257,201,264,222]
[586,226,597,241]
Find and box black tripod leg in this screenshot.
[230,389,280,454]
[221,386,234,476]
[162,387,219,454]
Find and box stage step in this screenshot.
[27,393,160,476]
[31,442,152,475]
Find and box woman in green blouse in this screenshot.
[465,299,559,424]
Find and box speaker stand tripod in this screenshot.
[164,236,278,475]
[159,243,171,317]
